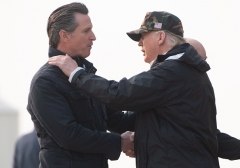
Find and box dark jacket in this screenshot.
[70,43,220,168]
[27,47,135,168]
[13,130,40,168]
[217,129,240,160]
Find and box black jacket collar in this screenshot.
[151,43,210,72]
[155,43,190,63]
[48,47,97,74]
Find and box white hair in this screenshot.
[155,30,185,47]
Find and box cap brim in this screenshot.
[126,28,148,42]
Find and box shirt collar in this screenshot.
[48,46,65,58]
[48,47,97,74]
[149,52,167,67]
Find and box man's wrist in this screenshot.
[68,67,83,82]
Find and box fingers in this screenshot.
[122,132,135,158]
[47,54,78,77]
[130,132,134,142]
[48,55,65,61]
[48,55,66,66]
[124,150,135,158]
[121,131,134,153]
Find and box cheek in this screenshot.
[143,54,150,63]
[149,44,158,55]
[75,41,85,51]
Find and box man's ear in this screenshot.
[158,31,166,45]
[59,30,71,42]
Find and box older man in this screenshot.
[27,2,135,168]
[127,38,240,160]
[49,12,219,167]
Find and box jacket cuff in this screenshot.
[106,133,122,160]
[71,69,85,84]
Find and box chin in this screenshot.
[81,53,90,58]
[84,55,90,58]
[85,53,91,58]
[144,58,150,64]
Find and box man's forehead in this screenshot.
[141,32,151,36]
[74,13,92,27]
[74,13,90,22]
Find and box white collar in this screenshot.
[149,52,184,67]
[166,52,184,60]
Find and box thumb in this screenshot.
[130,134,134,142]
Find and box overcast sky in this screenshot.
[1,0,240,167]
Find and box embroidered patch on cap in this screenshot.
[154,22,162,29]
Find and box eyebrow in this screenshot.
[82,26,92,32]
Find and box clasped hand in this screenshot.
[121,131,135,158]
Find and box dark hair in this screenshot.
[47,2,88,48]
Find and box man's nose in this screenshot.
[138,38,143,46]
[91,31,96,41]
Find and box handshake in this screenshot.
[121,131,135,158]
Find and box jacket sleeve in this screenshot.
[106,106,136,134]
[29,76,121,160]
[217,129,240,160]
[72,66,183,111]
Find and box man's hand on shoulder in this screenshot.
[48,54,78,77]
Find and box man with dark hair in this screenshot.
[27,2,135,168]
[49,11,220,167]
